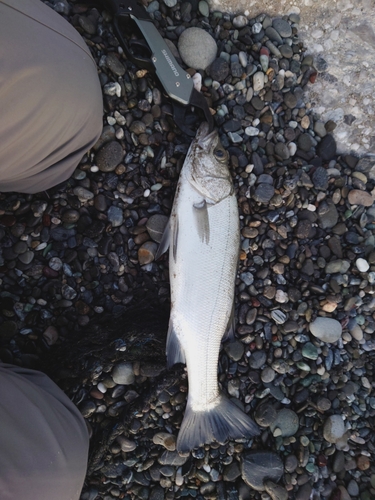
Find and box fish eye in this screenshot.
[214,147,227,161]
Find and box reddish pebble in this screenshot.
[260,46,270,57]
[0,215,16,227]
[348,189,374,207]
[43,266,59,278]
[357,455,370,470]
[43,213,51,226]
[317,454,327,467]
[90,389,104,400]
[251,298,260,307]
[309,71,317,83]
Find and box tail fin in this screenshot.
[176,394,260,453]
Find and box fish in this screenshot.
[156,122,259,452]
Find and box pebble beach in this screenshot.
[1,1,375,499]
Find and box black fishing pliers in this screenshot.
[95,0,214,136]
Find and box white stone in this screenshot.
[192,72,202,92]
[112,362,135,385]
[356,258,369,272]
[309,317,342,343]
[245,126,259,136]
[233,15,247,28]
[275,290,288,303]
[252,71,265,92]
[288,142,297,156]
[323,414,345,443]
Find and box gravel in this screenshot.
[1,2,375,500]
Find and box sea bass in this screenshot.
[157,122,259,452]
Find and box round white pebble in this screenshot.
[90,165,99,172]
[356,258,369,272]
[309,317,342,343]
[323,415,345,443]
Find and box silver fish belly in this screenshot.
[157,122,259,452]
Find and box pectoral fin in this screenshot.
[193,200,210,244]
[155,215,179,262]
[155,220,170,260]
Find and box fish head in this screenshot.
[186,123,234,204]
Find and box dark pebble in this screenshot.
[254,184,275,203]
[316,134,337,161]
[207,58,230,81]
[312,166,328,190]
[96,141,124,172]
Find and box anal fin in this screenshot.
[222,301,236,342]
[166,318,185,368]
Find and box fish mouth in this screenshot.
[195,122,218,151]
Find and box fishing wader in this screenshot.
[0,0,103,193]
[0,363,89,499]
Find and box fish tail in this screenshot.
[176,393,260,453]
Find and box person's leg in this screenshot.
[0,0,103,193]
[0,362,89,500]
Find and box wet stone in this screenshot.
[241,452,283,492]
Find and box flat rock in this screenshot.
[309,317,342,343]
[241,452,283,492]
[178,27,217,70]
